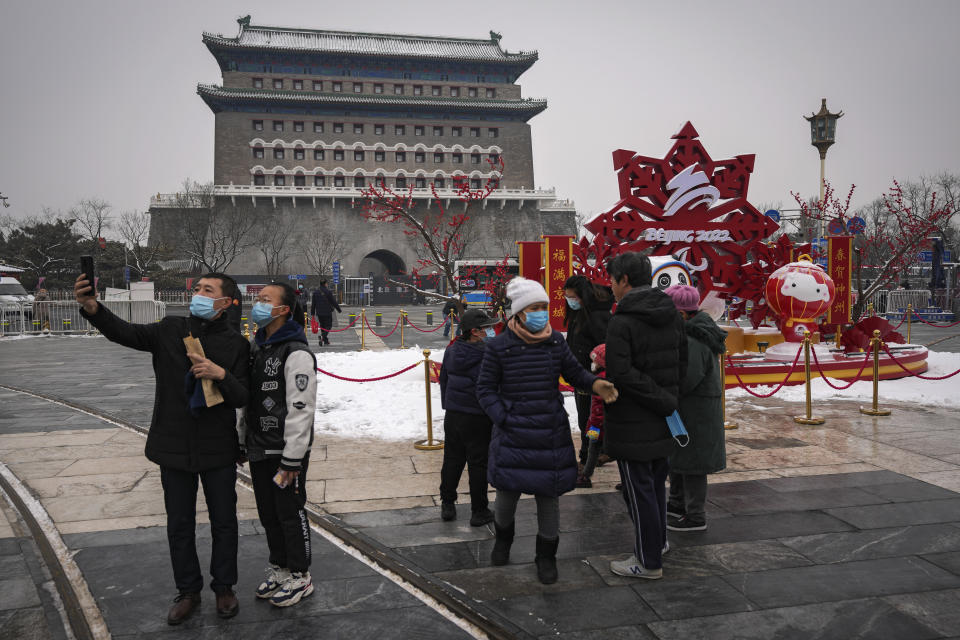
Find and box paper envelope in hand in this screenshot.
[183,335,225,408]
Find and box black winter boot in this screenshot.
[535,535,559,584]
[490,521,515,566]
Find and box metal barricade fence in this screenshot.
[888,289,932,313]
[0,301,166,336]
[343,277,372,306]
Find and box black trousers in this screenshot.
[617,458,669,570]
[439,410,492,510]
[316,315,332,344]
[668,472,708,522]
[574,392,591,465]
[160,465,238,594]
[250,458,312,573]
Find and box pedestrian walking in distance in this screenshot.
[603,253,687,580]
[243,283,318,607]
[477,277,618,584]
[663,285,727,533]
[310,279,341,346]
[74,272,249,624]
[438,309,500,526]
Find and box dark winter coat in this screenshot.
[565,298,612,371]
[476,326,597,497]
[603,286,687,462]
[80,303,250,472]
[439,337,486,415]
[310,285,341,317]
[441,300,459,321]
[670,311,728,474]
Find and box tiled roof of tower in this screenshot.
[202,23,538,65]
[196,84,547,118]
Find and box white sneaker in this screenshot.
[270,571,314,607]
[663,540,670,554]
[610,555,662,579]
[255,564,289,599]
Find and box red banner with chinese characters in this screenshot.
[543,235,573,331]
[827,236,852,325]
[517,241,543,283]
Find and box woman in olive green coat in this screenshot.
[663,285,727,532]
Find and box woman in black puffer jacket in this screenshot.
[477,277,617,585]
[563,275,613,468]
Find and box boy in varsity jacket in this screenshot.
[242,282,317,608]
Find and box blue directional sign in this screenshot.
[764,209,781,223]
[846,216,866,234]
[332,261,340,284]
[123,266,131,283]
[826,218,846,236]
[287,274,307,280]
[919,250,952,263]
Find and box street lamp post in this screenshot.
[804,98,843,205]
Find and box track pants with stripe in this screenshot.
[617,457,669,570]
[250,458,312,573]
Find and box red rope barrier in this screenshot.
[316,361,421,382]
[909,312,960,328]
[880,344,960,380]
[727,348,803,398]
[406,317,447,333]
[363,315,401,338]
[325,316,360,333]
[810,348,871,390]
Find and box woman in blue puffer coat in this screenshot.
[477,277,618,584]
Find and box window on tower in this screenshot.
[434,176,445,188]
[431,86,441,96]
[451,126,462,137]
[469,127,480,137]
[486,88,495,98]
[354,150,364,161]
[374,83,383,94]
[470,153,481,164]
[396,176,407,188]
[394,84,404,95]
[253,120,264,131]
[294,148,305,160]
[253,78,263,89]
[374,124,384,135]
[353,123,364,134]
[395,151,406,162]
[450,87,460,97]
[273,79,283,89]
[487,128,499,138]
[333,81,342,92]
[313,122,324,133]
[253,147,264,159]
[433,126,443,136]
[273,148,285,160]
[434,152,444,163]
[254,173,265,186]
[468,87,478,98]
[293,79,303,90]
[415,177,426,188]
[293,121,304,132]
[334,175,345,187]
[314,149,325,160]
[314,175,325,187]
[414,126,424,136]
[333,122,344,133]
[470,178,481,189]
[274,174,285,186]
[334,149,344,161]
[415,152,425,163]
[353,82,362,93]
[394,125,405,135]
[354,176,365,187]
[413,85,423,96]
[452,153,463,164]
[375,150,385,162]
[294,175,305,186]
[313,80,322,91]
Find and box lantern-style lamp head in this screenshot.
[804,98,843,159]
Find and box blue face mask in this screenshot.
[190,294,224,320]
[565,296,581,310]
[250,301,277,326]
[484,327,497,339]
[524,310,550,332]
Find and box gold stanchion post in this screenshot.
[360,308,366,351]
[399,310,407,349]
[906,303,913,344]
[721,352,738,430]
[243,323,250,339]
[867,302,875,317]
[859,329,892,416]
[414,349,444,450]
[794,331,825,425]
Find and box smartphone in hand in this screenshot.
[79,255,95,295]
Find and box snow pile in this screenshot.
[727,350,960,407]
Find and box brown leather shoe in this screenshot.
[216,589,239,619]
[166,592,200,625]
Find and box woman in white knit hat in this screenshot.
[476,277,618,584]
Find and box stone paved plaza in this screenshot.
[2,332,960,638]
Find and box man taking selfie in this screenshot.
[74,271,250,625]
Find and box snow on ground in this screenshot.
[314,348,960,441]
[727,350,960,408]
[314,346,584,441]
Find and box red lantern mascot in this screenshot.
[765,255,835,341]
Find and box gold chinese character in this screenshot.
[836,249,846,261]
[551,308,564,318]
[552,268,565,280]
[554,287,565,300]
[552,249,567,262]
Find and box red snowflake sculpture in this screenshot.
[575,122,778,297]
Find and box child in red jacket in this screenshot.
[576,344,607,488]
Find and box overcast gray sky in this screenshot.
[2,0,958,226]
